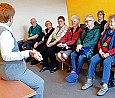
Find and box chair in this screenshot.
[0,76,36,98]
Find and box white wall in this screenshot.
[0,0,68,40]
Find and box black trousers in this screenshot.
[40,44,61,69]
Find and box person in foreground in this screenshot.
[81,14,115,96]
[0,3,44,98]
[65,15,101,83]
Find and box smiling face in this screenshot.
[45,21,52,29]
[84,16,94,29]
[71,17,79,27]
[30,18,37,27]
[108,18,115,30]
[58,19,65,28]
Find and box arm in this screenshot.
[1,31,30,61]
[83,29,100,47]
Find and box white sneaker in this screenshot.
[81,82,93,90]
[97,86,108,96]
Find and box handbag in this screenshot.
[79,47,92,58]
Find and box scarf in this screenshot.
[101,28,115,50]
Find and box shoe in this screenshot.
[97,85,108,96]
[50,66,58,73]
[108,79,115,88]
[67,66,71,73]
[65,73,78,83]
[31,58,39,65]
[81,81,93,90]
[25,57,31,62]
[39,67,49,72]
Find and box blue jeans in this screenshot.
[71,51,86,74]
[88,54,113,84]
[17,40,31,51]
[20,69,44,98]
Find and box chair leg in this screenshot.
[61,62,64,70]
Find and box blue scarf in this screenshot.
[101,28,115,50]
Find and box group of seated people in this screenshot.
[18,10,115,96]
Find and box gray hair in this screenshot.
[71,15,80,23]
[108,14,115,21]
[85,15,94,21]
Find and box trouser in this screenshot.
[41,45,61,69]
[88,54,113,84]
[20,69,44,98]
[71,51,86,74]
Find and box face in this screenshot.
[84,17,94,29]
[58,19,65,28]
[30,18,37,27]
[45,21,52,29]
[108,18,115,30]
[71,18,79,27]
[97,12,104,20]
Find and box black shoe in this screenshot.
[31,58,39,65]
[50,66,58,73]
[67,66,71,73]
[25,57,31,62]
[39,67,49,72]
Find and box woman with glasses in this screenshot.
[40,16,68,73]
[94,10,107,33]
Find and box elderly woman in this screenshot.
[57,15,82,72]
[40,16,68,73]
[0,3,44,98]
[81,14,115,96]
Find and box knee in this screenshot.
[57,52,61,59]
[71,52,77,59]
[62,53,68,60]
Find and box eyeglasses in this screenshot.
[58,20,63,23]
[97,14,103,16]
[84,20,92,23]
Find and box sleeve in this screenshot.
[0,31,30,61]
[35,25,42,35]
[66,29,82,45]
[83,29,100,47]
[56,25,68,42]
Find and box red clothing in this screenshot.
[59,27,82,51]
[101,36,112,52]
[98,34,115,55]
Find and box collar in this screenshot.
[0,23,12,33]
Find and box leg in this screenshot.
[88,54,102,79]
[102,56,113,84]
[97,57,112,96]
[20,69,44,98]
[47,46,59,72]
[76,55,86,74]
[57,52,65,62]
[71,51,79,72]
[81,54,102,90]
[17,40,23,51]
[40,45,49,72]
